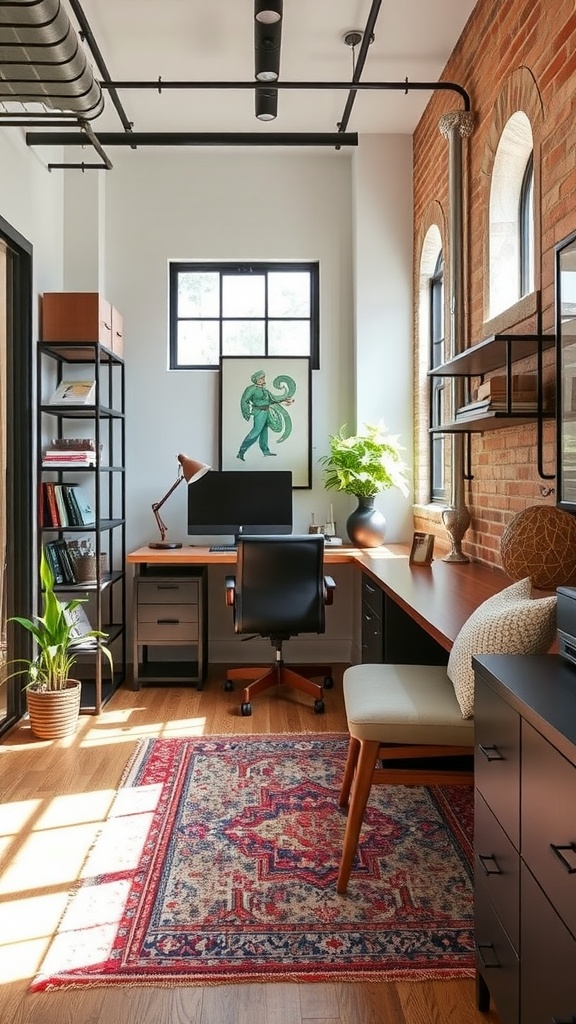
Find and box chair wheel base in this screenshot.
[241,702,252,716]
[314,699,325,714]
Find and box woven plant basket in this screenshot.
[26,680,81,740]
[74,553,107,584]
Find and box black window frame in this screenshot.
[430,252,446,502]
[519,152,534,298]
[169,261,320,370]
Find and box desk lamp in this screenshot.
[149,453,211,549]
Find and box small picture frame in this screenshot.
[409,531,435,566]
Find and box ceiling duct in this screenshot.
[0,0,103,118]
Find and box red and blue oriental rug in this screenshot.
[32,733,475,990]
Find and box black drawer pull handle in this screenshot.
[364,583,377,594]
[157,618,180,625]
[550,842,576,874]
[476,943,500,968]
[478,853,501,875]
[478,743,504,761]
[551,1017,576,1023]
[156,584,179,590]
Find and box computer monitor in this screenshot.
[187,470,293,541]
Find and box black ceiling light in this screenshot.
[254,0,283,120]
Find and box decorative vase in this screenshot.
[26,679,81,740]
[346,495,386,548]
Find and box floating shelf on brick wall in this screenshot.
[428,332,555,479]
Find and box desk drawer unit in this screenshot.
[133,569,206,688]
[361,575,384,663]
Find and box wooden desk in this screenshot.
[127,544,509,668]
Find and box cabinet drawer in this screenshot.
[475,791,519,953]
[474,676,520,848]
[138,604,199,625]
[521,720,576,938]
[361,575,383,617]
[137,620,200,643]
[475,890,519,1024]
[521,863,576,1024]
[361,601,383,663]
[137,580,198,604]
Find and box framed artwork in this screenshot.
[220,356,311,488]
[409,531,435,566]
[556,229,576,513]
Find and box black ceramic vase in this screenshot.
[346,495,386,548]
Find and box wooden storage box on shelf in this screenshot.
[41,292,123,357]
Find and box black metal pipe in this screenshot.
[97,78,471,108]
[337,0,383,135]
[26,131,359,148]
[66,0,133,135]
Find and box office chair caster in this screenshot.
[323,676,334,689]
[224,679,234,691]
[314,699,325,714]
[241,701,252,716]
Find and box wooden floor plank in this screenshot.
[0,666,498,1024]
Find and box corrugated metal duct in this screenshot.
[0,0,103,118]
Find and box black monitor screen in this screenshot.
[187,470,293,538]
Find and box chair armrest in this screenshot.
[323,575,336,605]
[225,575,236,607]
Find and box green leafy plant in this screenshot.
[9,547,113,691]
[319,423,409,498]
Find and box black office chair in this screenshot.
[224,534,336,716]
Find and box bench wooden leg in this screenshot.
[339,736,360,808]
[337,738,380,895]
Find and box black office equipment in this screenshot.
[187,470,292,542]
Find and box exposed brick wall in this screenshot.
[413,0,575,568]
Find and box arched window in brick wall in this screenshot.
[488,112,534,320]
[416,220,447,505]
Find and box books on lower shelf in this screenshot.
[40,482,96,527]
[49,380,96,405]
[455,395,544,420]
[45,540,106,587]
[475,373,537,402]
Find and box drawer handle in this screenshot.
[551,1017,576,1023]
[550,842,576,874]
[156,584,179,590]
[478,743,504,761]
[476,943,500,968]
[364,583,377,593]
[478,853,502,875]
[157,618,180,625]
[363,611,374,622]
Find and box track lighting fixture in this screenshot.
[254,0,282,119]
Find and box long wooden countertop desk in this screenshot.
[127,543,510,653]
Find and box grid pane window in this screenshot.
[430,253,446,502]
[170,262,319,369]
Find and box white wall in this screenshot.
[352,134,414,542]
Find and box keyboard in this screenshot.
[209,545,237,553]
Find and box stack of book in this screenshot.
[456,373,540,420]
[42,438,100,468]
[40,482,95,527]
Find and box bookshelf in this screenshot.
[37,316,126,714]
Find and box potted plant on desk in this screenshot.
[319,423,409,547]
[8,548,113,739]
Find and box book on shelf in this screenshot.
[42,482,60,526]
[49,380,96,405]
[43,451,97,467]
[53,485,69,527]
[455,397,541,419]
[475,373,537,402]
[54,539,77,584]
[45,541,65,584]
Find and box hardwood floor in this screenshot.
[0,666,500,1024]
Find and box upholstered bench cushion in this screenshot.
[343,663,475,746]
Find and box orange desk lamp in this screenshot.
[149,453,211,549]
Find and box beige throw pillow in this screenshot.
[447,578,557,718]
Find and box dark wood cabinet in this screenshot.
[360,573,383,663]
[473,653,576,1024]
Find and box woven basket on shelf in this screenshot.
[74,553,107,583]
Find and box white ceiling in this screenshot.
[63,0,478,139]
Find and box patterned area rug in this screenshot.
[32,733,475,990]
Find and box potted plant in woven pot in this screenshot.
[9,547,113,739]
[319,423,409,547]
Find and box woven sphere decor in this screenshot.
[500,505,576,590]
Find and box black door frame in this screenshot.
[1,214,33,736]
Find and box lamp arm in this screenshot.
[151,473,184,542]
